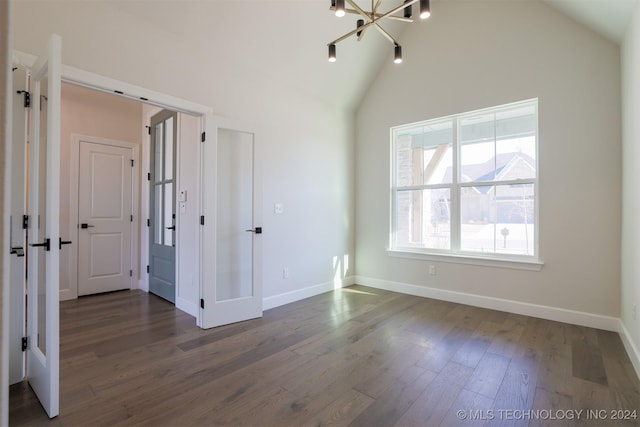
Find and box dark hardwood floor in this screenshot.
[9,285,640,426]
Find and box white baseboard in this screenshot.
[136,279,149,293]
[263,276,355,311]
[176,297,197,318]
[355,276,620,332]
[58,288,76,302]
[618,320,640,379]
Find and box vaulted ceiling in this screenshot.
[14,0,637,113]
[543,0,637,44]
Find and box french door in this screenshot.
[25,34,63,418]
[199,117,262,328]
[8,64,28,386]
[149,110,177,303]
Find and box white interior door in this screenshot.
[199,117,262,328]
[8,64,28,385]
[77,139,133,296]
[26,34,62,419]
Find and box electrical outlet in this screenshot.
[283,267,289,279]
[429,265,436,276]
[274,203,284,214]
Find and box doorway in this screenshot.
[7,44,265,419]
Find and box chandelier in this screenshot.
[328,0,431,64]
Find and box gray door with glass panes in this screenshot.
[149,110,177,303]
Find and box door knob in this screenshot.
[10,246,25,257]
[80,223,95,229]
[245,227,262,234]
[166,226,175,230]
[30,238,50,251]
[59,238,72,250]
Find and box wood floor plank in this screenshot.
[416,326,474,373]
[486,314,527,358]
[537,321,574,396]
[491,348,540,427]
[394,361,474,427]
[438,389,494,427]
[348,367,437,427]
[596,330,640,412]
[300,388,375,427]
[529,387,574,427]
[463,351,511,399]
[9,287,640,427]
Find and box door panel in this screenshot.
[200,116,262,329]
[78,140,133,295]
[9,64,28,385]
[149,110,177,303]
[216,129,254,302]
[26,34,62,419]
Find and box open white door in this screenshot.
[26,34,62,418]
[8,64,28,386]
[199,116,262,329]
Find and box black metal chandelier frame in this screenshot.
[328,0,431,63]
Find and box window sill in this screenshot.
[387,249,544,271]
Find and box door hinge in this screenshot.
[21,336,28,352]
[201,132,206,143]
[146,126,151,135]
[130,215,133,222]
[22,215,29,229]
[146,265,150,274]
[200,299,204,309]
[147,218,150,227]
[17,90,30,108]
[129,270,133,277]
[147,172,151,181]
[200,216,205,226]
[130,159,134,167]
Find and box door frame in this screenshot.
[67,134,139,300]
[11,49,266,329]
[13,50,210,308]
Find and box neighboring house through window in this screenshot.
[390,99,538,262]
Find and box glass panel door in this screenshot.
[216,129,254,301]
[199,115,262,329]
[149,110,177,303]
[26,34,62,419]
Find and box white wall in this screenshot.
[621,0,640,368]
[176,112,200,314]
[12,1,355,306]
[60,83,143,300]
[355,0,622,324]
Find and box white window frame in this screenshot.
[389,99,543,271]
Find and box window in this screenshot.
[390,99,538,261]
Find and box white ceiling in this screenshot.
[101,0,636,113]
[543,0,637,44]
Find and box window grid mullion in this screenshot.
[451,117,460,252]
[458,179,536,188]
